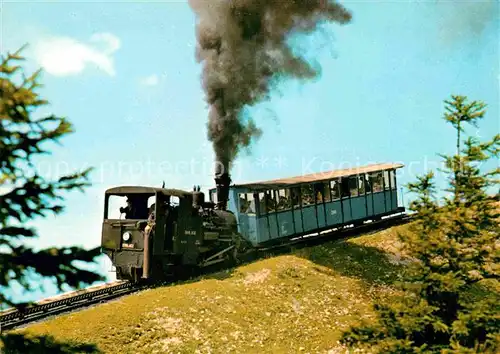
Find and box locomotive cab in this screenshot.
[101,186,196,281]
[101,185,248,282]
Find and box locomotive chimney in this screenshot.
[192,185,205,208]
[214,165,231,210]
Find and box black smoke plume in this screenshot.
[189,0,352,176]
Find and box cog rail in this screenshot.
[0,280,144,332]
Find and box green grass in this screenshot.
[9,224,412,353]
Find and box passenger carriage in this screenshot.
[209,163,405,247]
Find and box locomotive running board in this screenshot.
[200,245,235,267]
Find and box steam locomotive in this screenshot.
[101,163,406,282]
[101,173,249,282]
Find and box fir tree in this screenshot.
[340,95,500,353]
[0,47,104,352]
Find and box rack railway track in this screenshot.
[0,281,148,332]
[1,212,414,332]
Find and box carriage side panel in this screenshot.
[351,196,367,220]
[302,205,317,232]
[277,211,295,238]
[342,199,352,222]
[325,200,342,225]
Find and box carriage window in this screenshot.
[266,190,277,213]
[277,189,291,211]
[301,184,314,206]
[358,175,366,195]
[349,176,359,197]
[384,170,391,190]
[257,192,266,215]
[371,172,383,192]
[341,178,350,198]
[365,174,372,193]
[314,183,325,204]
[240,193,256,214]
[211,190,218,204]
[247,193,256,213]
[291,187,301,208]
[239,194,247,213]
[390,170,397,190]
[323,182,331,202]
[330,180,340,200]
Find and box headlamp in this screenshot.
[122,231,132,242]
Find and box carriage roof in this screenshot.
[231,163,403,191]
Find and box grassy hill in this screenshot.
[9,224,413,354]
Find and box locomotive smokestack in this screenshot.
[214,164,231,210]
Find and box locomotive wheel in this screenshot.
[231,246,240,265]
[131,267,142,283]
[116,267,125,280]
[221,246,239,269]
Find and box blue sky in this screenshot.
[2,0,499,301]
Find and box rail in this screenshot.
[0,280,146,332]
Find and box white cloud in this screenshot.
[139,74,160,86]
[33,32,121,77]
